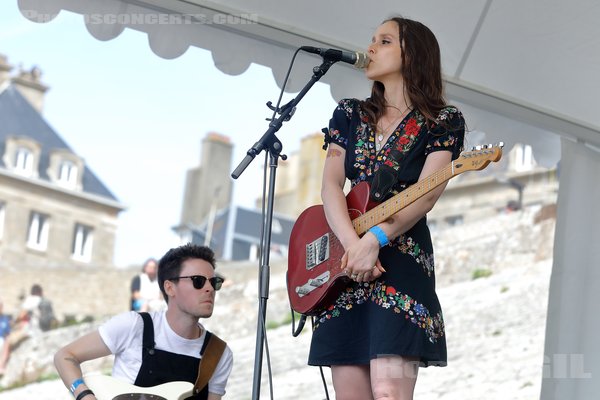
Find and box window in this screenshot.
[3,138,40,178]
[47,150,83,189]
[514,144,535,172]
[72,223,94,262]
[58,160,78,187]
[0,202,5,240]
[27,212,49,251]
[15,146,34,176]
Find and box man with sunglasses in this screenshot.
[54,243,233,400]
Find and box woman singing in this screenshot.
[308,16,466,400]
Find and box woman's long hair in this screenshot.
[361,17,447,128]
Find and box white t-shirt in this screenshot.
[137,274,166,312]
[21,295,42,332]
[98,311,233,396]
[138,274,161,301]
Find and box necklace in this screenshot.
[375,106,410,151]
[376,117,400,151]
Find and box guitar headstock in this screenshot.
[453,143,504,175]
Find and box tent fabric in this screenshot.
[15,1,600,398]
[16,0,600,148]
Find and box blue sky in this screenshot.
[0,1,337,266]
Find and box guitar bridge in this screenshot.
[295,271,331,297]
[305,233,330,270]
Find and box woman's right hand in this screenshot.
[341,234,386,283]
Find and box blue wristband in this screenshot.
[70,378,84,394]
[368,226,389,247]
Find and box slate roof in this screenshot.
[173,205,295,260]
[0,84,118,201]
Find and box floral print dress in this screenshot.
[308,98,465,367]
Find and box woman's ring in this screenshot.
[351,273,358,279]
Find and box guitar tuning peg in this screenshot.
[482,144,488,149]
[498,141,505,148]
[487,144,493,149]
[474,145,482,151]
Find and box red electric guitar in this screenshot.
[287,144,503,315]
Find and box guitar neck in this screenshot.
[352,161,455,235]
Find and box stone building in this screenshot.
[178,132,233,227]
[173,132,295,261]
[0,54,124,269]
[262,132,327,217]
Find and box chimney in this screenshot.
[11,65,49,113]
[0,54,13,87]
[180,132,234,226]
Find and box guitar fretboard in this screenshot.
[352,162,454,235]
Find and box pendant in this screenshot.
[376,133,384,151]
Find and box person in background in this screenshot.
[0,287,56,376]
[18,284,55,334]
[55,243,233,400]
[130,258,165,312]
[0,299,12,376]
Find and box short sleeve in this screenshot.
[98,311,142,354]
[425,106,465,160]
[209,345,234,396]
[322,99,357,150]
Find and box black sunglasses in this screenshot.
[169,275,225,291]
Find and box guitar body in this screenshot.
[287,182,375,315]
[83,373,193,400]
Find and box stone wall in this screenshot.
[0,266,139,322]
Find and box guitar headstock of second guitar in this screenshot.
[453,142,504,174]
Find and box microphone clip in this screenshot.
[265,100,296,122]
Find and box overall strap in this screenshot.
[138,312,156,355]
[200,331,213,355]
[193,332,227,394]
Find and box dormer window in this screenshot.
[58,160,78,187]
[15,146,34,175]
[48,149,84,190]
[2,136,41,178]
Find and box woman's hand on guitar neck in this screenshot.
[340,234,386,283]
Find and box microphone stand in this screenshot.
[231,58,336,400]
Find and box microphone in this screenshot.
[300,46,370,69]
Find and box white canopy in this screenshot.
[17,0,600,397]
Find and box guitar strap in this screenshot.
[370,148,404,202]
[193,332,227,395]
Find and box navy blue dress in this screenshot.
[308,98,465,367]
